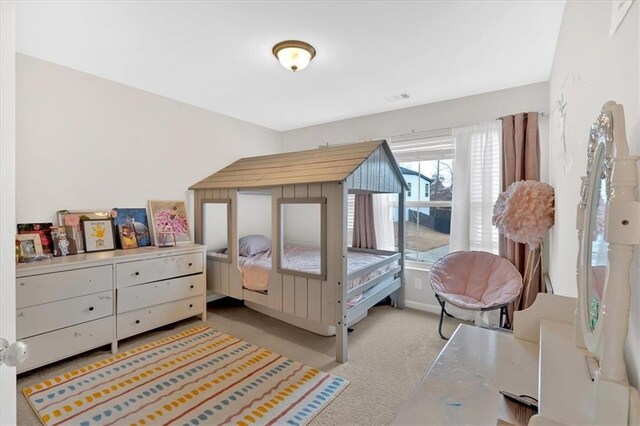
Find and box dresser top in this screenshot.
[16,244,206,276]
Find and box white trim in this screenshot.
[405,300,441,315]
[0,1,16,424]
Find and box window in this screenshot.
[277,198,326,279]
[389,130,454,265]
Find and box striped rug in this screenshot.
[23,325,348,426]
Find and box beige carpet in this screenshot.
[17,300,461,425]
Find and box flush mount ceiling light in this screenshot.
[272,40,316,72]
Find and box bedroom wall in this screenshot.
[547,1,639,387]
[281,82,549,312]
[16,55,282,233]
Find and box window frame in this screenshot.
[276,197,327,280]
[201,198,232,264]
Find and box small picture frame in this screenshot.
[16,233,43,257]
[82,219,116,252]
[148,200,192,246]
[118,224,139,250]
[51,226,78,257]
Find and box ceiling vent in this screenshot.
[384,93,410,102]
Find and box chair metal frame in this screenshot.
[435,294,509,340]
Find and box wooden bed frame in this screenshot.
[190,140,407,362]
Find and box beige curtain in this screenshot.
[500,112,543,312]
[352,194,377,249]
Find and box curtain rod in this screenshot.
[496,111,546,120]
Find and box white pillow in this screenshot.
[238,235,271,257]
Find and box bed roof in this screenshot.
[190,140,407,191]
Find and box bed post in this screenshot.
[396,187,406,309]
[335,181,349,363]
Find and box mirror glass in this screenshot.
[585,145,607,332]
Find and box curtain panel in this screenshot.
[352,194,377,249]
[500,112,542,311]
[450,121,502,254]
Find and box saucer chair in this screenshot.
[429,251,523,340]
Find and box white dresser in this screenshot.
[15,244,206,373]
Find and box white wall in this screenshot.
[547,1,639,388]
[238,193,272,240]
[282,82,549,309]
[16,54,282,224]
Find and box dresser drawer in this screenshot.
[117,296,204,339]
[18,316,113,373]
[116,253,203,288]
[17,265,112,308]
[117,274,204,313]
[17,291,113,339]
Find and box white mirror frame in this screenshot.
[576,101,640,424]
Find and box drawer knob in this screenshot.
[135,320,140,324]
[89,306,94,311]
[190,285,194,289]
[134,272,140,276]
[188,262,193,267]
[189,304,193,308]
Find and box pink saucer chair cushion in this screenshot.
[429,251,523,310]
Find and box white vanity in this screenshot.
[395,102,640,425]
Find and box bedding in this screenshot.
[209,242,398,307]
[238,234,271,257]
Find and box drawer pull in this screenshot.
[190,285,194,289]
[89,306,94,311]
[189,304,193,308]
[135,320,140,324]
[188,262,193,267]
[134,272,140,276]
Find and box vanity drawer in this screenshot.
[18,316,113,373]
[17,291,113,339]
[16,265,112,308]
[116,253,203,288]
[117,296,204,339]
[117,274,205,313]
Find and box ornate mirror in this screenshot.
[576,101,638,376]
[577,111,612,353]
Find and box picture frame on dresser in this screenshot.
[82,219,116,252]
[57,210,111,253]
[16,233,43,257]
[148,199,192,246]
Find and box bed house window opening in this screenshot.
[202,199,232,261]
[277,198,327,280]
[389,130,454,266]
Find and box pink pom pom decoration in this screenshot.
[492,180,555,249]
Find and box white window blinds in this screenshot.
[388,129,454,162]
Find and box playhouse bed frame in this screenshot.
[190,140,407,362]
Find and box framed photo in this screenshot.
[57,210,111,253]
[17,223,53,254]
[111,208,150,247]
[148,200,192,246]
[51,226,78,257]
[118,224,139,249]
[16,233,43,257]
[82,219,116,252]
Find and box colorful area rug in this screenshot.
[23,325,348,426]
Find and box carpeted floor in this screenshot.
[17,300,462,425]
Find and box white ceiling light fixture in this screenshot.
[272,40,316,72]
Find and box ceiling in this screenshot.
[16,1,565,131]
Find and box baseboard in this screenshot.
[405,300,441,315]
